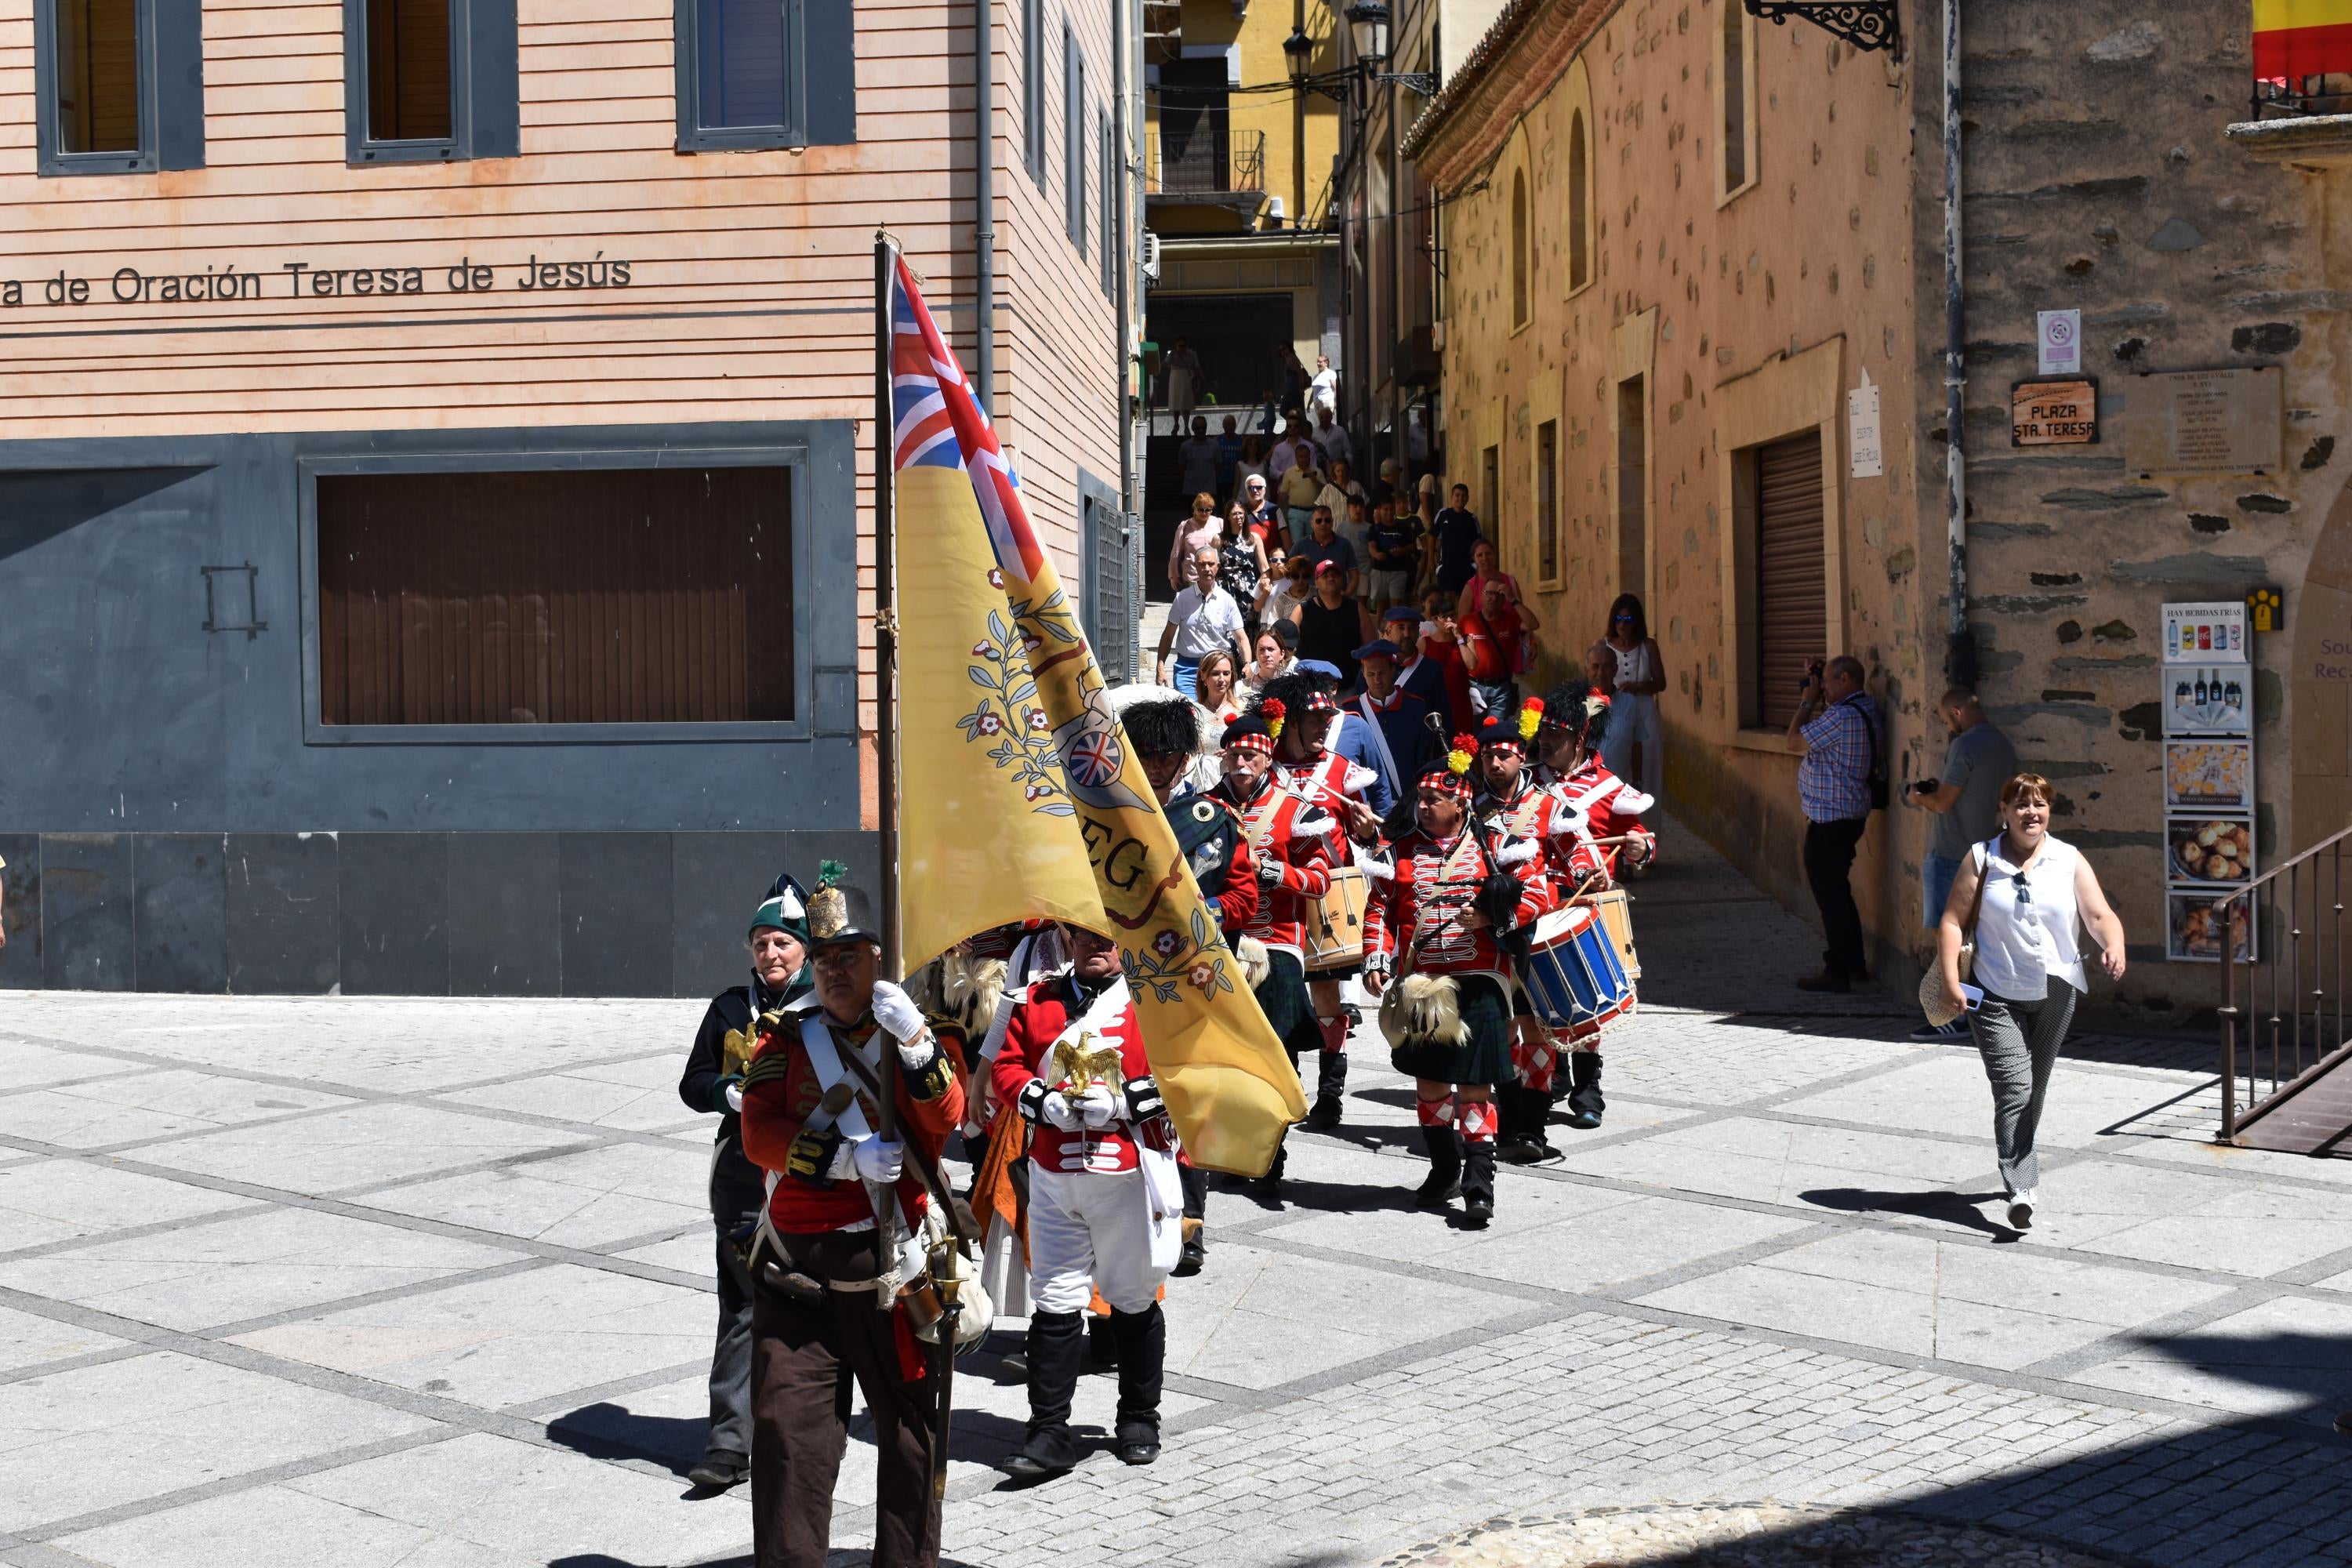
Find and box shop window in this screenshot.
[316,467,795,727]
[34,0,205,174]
[1065,27,1086,249]
[1719,0,1756,201]
[676,0,855,151]
[1535,420,1559,588]
[1748,429,1825,728]
[1025,0,1047,183]
[1566,109,1591,293]
[1509,169,1530,329]
[344,0,516,163]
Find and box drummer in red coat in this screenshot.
[1531,684,1657,1129]
[1362,742,1552,1225]
[991,927,1180,1479]
[1470,700,1590,1166]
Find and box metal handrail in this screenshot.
[1147,128,1266,195]
[2217,820,2352,1143]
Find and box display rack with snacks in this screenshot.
[2161,601,2256,962]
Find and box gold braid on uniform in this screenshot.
[905,1011,964,1102]
[741,1010,799,1092]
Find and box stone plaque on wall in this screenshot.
[2125,367,2284,477]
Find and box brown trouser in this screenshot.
[751,1230,941,1568]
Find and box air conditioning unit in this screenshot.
[1140,230,1163,283]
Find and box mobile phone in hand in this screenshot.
[1911,779,1939,797]
[1960,983,1985,1012]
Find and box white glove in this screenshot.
[1257,855,1286,885]
[868,979,927,1044]
[1076,1084,1120,1129]
[1041,1092,1087,1132]
[850,1135,905,1185]
[724,1081,745,1113]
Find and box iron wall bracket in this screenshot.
[1744,0,1901,57]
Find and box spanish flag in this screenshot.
[885,248,1304,1174]
[2255,0,2352,79]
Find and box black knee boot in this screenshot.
[1494,1084,1556,1164]
[1303,1050,1348,1130]
[997,1310,1083,1477]
[1174,1165,1209,1276]
[1566,1053,1606,1127]
[1414,1123,1462,1206]
[1461,1140,1497,1225]
[1109,1304,1165,1465]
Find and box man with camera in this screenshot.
[1786,654,1882,993]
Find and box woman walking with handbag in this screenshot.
[1932,773,2127,1232]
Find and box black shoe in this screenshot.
[1302,1094,1343,1131]
[996,1430,1078,1479]
[1173,1228,1206,1278]
[686,1450,749,1490]
[1462,1192,1494,1225]
[1460,1142,1497,1227]
[1494,1135,1545,1166]
[1414,1167,1462,1206]
[1116,1433,1163,1465]
[1565,1109,1602,1131]
[1110,1307,1165,1467]
[1415,1122,1463,1206]
[1795,971,1853,993]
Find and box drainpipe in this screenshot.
[1116,0,1134,517]
[1941,0,1973,686]
[975,0,996,409]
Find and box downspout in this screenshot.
[975,0,996,409]
[1116,0,1134,514]
[1387,74,1403,485]
[1941,0,1973,685]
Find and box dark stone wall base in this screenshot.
[0,831,877,998]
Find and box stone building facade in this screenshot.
[1408,0,2350,1013]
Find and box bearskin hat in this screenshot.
[1250,670,1334,724]
[1541,681,1610,750]
[1108,684,1213,757]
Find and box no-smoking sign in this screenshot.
[2038,308,2082,376]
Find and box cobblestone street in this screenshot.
[3,820,2349,1568]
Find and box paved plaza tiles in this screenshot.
[1,821,2348,1567]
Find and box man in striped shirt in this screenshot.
[1788,654,1880,993]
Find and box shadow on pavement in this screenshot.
[1798,1185,2021,1242]
[544,1401,708,1479]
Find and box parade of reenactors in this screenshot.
[684,658,1657,1566]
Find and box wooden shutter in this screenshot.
[317,467,793,727]
[1753,429,1825,730]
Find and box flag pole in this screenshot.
[875,230,904,983]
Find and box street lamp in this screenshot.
[1283,25,1314,85]
[1345,1,1390,67]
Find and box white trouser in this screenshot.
[1027,1165,1174,1315]
[1601,692,1664,798]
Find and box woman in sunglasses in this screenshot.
[1933,772,2126,1233]
[1599,593,1666,799]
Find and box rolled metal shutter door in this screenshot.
[1755,430,1826,730]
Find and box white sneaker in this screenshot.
[2007,1190,2036,1231]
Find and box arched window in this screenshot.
[1510,168,1530,327]
[1567,109,1589,292]
[1722,0,1749,193]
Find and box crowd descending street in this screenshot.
[2,819,2349,1568]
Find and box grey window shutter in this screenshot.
[470,0,521,158]
[155,0,205,171]
[804,0,857,147]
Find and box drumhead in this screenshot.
[1530,903,1596,948]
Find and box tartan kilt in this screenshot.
[1388,972,1515,1087]
[1255,948,1323,1062]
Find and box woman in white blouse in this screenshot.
[1935,772,2126,1232]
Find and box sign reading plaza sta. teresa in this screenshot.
[0,256,635,307]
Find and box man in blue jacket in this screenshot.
[1345,638,1434,810]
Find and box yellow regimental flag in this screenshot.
[896,460,1107,969]
[887,253,1303,1173]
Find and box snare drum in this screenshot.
[1305,866,1370,971]
[1519,905,1635,1031]
[1591,887,1640,980]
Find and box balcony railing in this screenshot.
[2217,821,2352,1152]
[1147,128,1265,197]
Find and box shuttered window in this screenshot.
[317,468,794,727]
[1753,429,1825,730]
[675,0,855,151]
[366,0,452,142]
[38,0,205,174]
[344,0,517,164]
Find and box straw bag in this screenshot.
[1916,840,1990,1029]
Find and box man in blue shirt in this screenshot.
[1431,484,1483,597]
[1788,655,1881,993]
